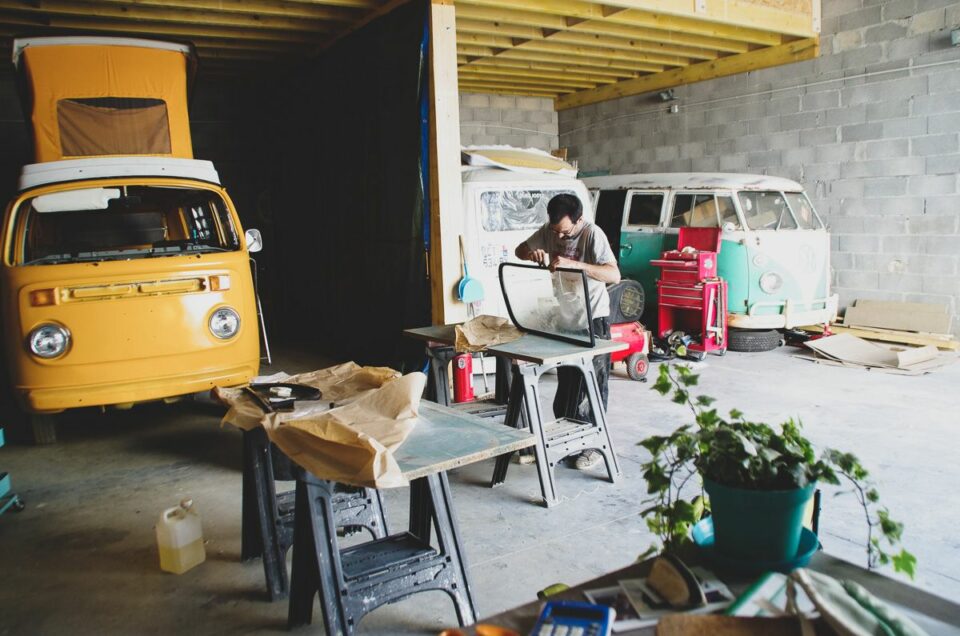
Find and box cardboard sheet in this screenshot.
[801,334,954,374]
[843,299,952,334]
[454,314,523,353]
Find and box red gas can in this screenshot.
[452,353,475,403]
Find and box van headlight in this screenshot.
[28,323,71,358]
[759,272,783,294]
[209,307,240,339]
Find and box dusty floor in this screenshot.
[1,344,958,635]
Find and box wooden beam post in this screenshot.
[428,0,465,325]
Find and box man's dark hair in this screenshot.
[547,193,583,225]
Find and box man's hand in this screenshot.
[516,243,550,266]
[549,255,580,272]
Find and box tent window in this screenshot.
[57,97,172,156]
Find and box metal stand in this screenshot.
[240,428,388,601]
[491,356,622,507]
[425,344,510,418]
[286,471,477,634]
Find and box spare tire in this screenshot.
[607,279,645,324]
[727,329,782,353]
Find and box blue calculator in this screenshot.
[530,600,615,636]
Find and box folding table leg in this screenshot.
[287,479,348,633]
[490,366,527,487]
[578,358,622,483]
[426,473,478,626]
[409,477,433,544]
[425,345,455,406]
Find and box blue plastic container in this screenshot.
[703,477,815,563]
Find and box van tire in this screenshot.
[727,329,782,353]
[607,280,645,324]
[30,413,58,445]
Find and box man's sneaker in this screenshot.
[574,450,603,470]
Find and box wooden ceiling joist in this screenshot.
[458,70,597,89]
[464,56,637,80]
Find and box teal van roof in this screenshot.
[582,172,804,192]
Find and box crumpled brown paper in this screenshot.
[215,361,400,431]
[216,362,424,488]
[264,373,426,489]
[454,314,523,352]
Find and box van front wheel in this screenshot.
[29,413,58,445]
[727,329,782,353]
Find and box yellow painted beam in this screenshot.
[0,11,331,41]
[516,39,688,67]
[428,0,466,325]
[460,45,666,74]
[465,56,636,80]
[455,3,568,29]
[459,85,559,98]
[598,0,818,38]
[0,0,344,30]
[457,0,605,21]
[457,18,543,39]
[460,78,573,94]
[460,63,618,84]
[278,0,377,7]
[556,36,819,110]
[458,70,598,88]
[62,0,365,21]
[545,30,718,60]
[456,32,515,48]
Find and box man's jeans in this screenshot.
[552,317,611,424]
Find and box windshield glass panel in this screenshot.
[737,191,797,230]
[18,185,239,265]
[480,189,575,232]
[784,192,823,229]
[499,262,594,346]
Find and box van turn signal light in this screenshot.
[209,275,230,291]
[30,288,57,306]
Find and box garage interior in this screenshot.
[1,1,960,634]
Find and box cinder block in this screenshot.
[719,154,748,171]
[862,176,909,196]
[801,90,841,111]
[866,99,910,121]
[832,30,863,53]
[882,0,918,21]
[924,195,960,214]
[781,111,821,130]
[680,141,706,159]
[908,214,959,234]
[765,96,801,117]
[782,147,817,166]
[490,95,517,110]
[830,216,867,233]
[747,149,782,168]
[839,233,881,253]
[733,135,766,153]
[841,156,926,178]
[765,131,801,150]
[838,6,882,31]
[842,122,884,142]
[800,127,839,146]
[831,178,865,198]
[911,133,959,156]
[460,93,490,109]
[912,92,960,116]
[902,291,956,306]
[908,253,958,275]
[908,8,946,35]
[538,122,558,135]
[841,44,886,70]
[881,234,922,252]
[920,275,960,296]
[948,3,960,26]
[825,0,865,18]
[839,269,881,288]
[875,196,926,214]
[691,157,720,171]
[746,116,779,137]
[501,109,525,124]
[926,154,960,174]
[887,36,930,60]
[826,105,867,126]
[883,117,928,138]
[865,21,909,43]
[878,272,925,292]
[862,139,909,159]
[908,174,957,195]
[524,135,551,150]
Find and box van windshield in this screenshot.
[783,192,823,229]
[17,185,240,265]
[737,191,799,230]
[480,189,575,232]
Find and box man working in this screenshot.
[515,193,620,470]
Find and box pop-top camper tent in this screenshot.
[12,37,196,163]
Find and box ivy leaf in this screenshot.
[695,395,715,407]
[729,408,743,420]
[891,550,917,579]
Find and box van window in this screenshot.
[738,191,797,230]
[480,189,574,232]
[17,185,240,265]
[58,97,172,156]
[717,196,741,229]
[627,193,663,227]
[670,193,720,228]
[784,192,823,229]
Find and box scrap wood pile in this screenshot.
[801,299,959,351]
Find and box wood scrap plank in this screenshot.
[801,324,960,351]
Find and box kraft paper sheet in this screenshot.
[216,362,424,488]
[454,314,523,353]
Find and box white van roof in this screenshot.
[19,157,222,191]
[12,36,193,68]
[461,167,583,185]
[582,172,804,192]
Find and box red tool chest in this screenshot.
[651,228,728,355]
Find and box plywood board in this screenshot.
[802,324,960,351]
[844,300,952,334]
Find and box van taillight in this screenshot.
[30,289,57,306]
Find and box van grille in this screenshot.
[62,278,205,302]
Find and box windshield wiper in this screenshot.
[22,254,73,265]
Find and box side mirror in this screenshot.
[245,228,263,253]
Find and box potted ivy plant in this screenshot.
[639,364,916,577]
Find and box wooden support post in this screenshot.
[428,0,465,325]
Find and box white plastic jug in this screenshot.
[155,498,206,574]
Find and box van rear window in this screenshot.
[16,185,239,266]
[58,98,172,157]
[480,189,575,232]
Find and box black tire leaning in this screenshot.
[626,353,649,381]
[607,280,645,324]
[727,329,782,353]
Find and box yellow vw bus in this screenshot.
[3,37,260,440]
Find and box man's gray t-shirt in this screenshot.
[521,220,617,319]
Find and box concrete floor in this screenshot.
[1,344,958,635]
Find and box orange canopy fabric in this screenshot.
[21,43,193,162]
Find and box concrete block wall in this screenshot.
[560,1,960,334]
[460,92,559,151]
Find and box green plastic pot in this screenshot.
[703,477,815,563]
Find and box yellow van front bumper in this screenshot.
[18,362,258,413]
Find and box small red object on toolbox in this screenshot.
[651,227,727,355]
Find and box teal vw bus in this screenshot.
[585,173,838,350]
